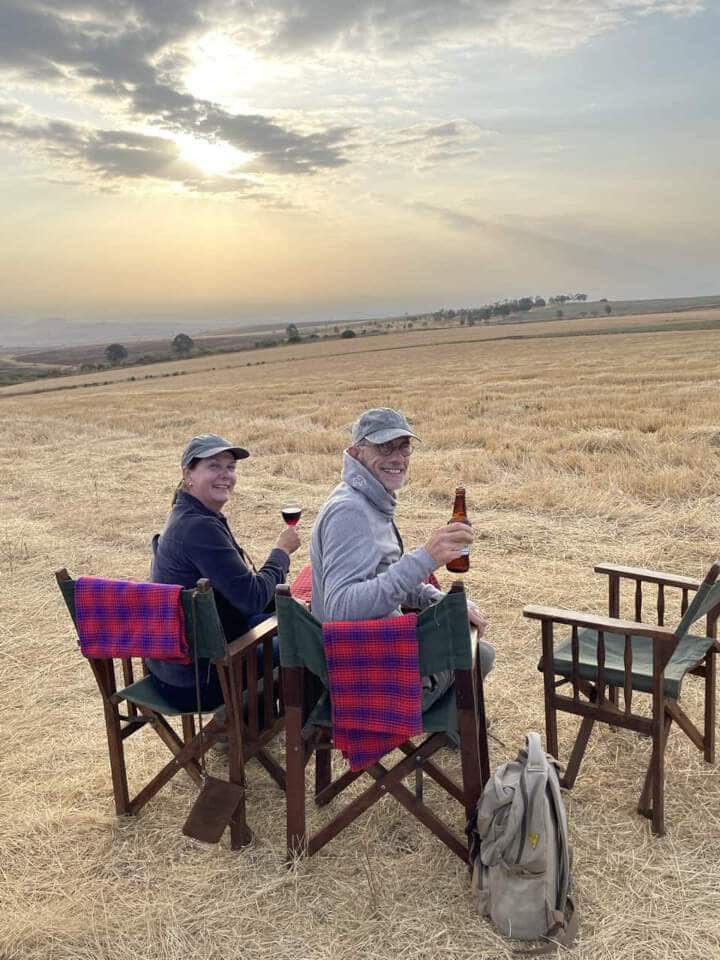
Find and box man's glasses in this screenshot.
[370,439,415,456]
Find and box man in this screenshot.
[310,408,495,700]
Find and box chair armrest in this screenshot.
[593,563,701,591]
[522,604,677,640]
[219,615,278,661]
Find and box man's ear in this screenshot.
[347,446,361,460]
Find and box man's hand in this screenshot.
[467,600,488,638]
[424,522,474,567]
[275,526,301,556]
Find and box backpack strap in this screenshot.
[546,758,571,909]
[512,896,578,956]
[525,731,546,771]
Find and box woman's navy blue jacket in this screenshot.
[148,490,289,686]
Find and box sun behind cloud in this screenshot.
[175,133,253,175]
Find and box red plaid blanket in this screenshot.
[322,613,422,772]
[75,576,189,662]
[289,562,313,604]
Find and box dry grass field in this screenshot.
[2,319,720,959]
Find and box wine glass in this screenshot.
[281,501,303,526]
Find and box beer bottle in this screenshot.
[446,486,470,573]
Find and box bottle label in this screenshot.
[459,545,469,556]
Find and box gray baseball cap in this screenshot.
[351,408,421,445]
[181,433,250,467]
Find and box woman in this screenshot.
[147,433,300,711]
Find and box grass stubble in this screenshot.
[1,322,720,959]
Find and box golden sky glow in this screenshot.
[0,1,718,340]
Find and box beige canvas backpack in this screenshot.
[468,732,577,951]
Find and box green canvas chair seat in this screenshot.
[550,630,715,700]
[524,560,720,836]
[55,568,285,848]
[276,581,490,862]
[111,674,231,719]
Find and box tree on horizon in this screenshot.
[172,333,194,356]
[105,342,128,365]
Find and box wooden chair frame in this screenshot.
[56,568,285,847]
[524,561,720,835]
[277,581,490,862]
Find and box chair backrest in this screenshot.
[55,570,227,661]
[675,560,720,640]
[276,582,472,676]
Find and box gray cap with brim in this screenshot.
[181,433,250,467]
[351,408,421,445]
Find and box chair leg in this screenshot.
[544,689,559,762]
[227,776,252,849]
[562,716,594,789]
[216,660,253,849]
[315,745,331,798]
[102,695,132,815]
[638,712,671,835]
[456,666,483,824]
[181,714,196,743]
[283,667,307,859]
[92,659,132,816]
[227,732,252,849]
[286,706,307,857]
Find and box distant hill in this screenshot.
[0,314,292,351]
[2,294,719,389]
[503,295,720,325]
[3,295,719,353]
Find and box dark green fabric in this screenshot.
[116,675,189,716]
[417,588,473,674]
[676,578,720,639]
[181,588,227,659]
[58,577,226,660]
[550,629,714,699]
[117,676,229,720]
[276,596,329,680]
[276,589,470,734]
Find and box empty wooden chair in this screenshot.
[524,560,720,835]
[276,580,490,861]
[56,568,285,846]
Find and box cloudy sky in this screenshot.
[1,0,718,330]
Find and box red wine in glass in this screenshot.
[281,502,303,526]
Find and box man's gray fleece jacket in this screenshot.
[310,451,444,622]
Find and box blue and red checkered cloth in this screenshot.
[289,563,313,604]
[322,613,423,772]
[74,576,190,662]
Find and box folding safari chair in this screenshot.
[55,568,285,847]
[524,560,720,835]
[276,581,490,861]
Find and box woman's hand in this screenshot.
[275,525,301,557]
